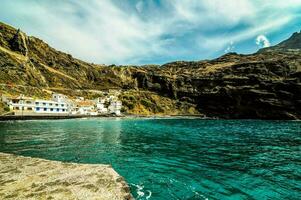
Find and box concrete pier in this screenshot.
[0,153,133,200]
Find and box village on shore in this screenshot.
[0,90,123,117]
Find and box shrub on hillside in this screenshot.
[141,99,153,108]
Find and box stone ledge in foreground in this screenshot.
[0,153,133,200]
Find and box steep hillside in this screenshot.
[0,22,300,119]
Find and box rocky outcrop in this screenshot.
[0,21,300,119]
[130,55,301,119]
[9,29,27,55]
[0,153,133,200]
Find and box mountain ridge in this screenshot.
[259,30,301,53]
[0,22,300,119]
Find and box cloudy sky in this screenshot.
[0,0,300,65]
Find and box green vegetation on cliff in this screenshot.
[120,90,199,116]
[0,101,9,115]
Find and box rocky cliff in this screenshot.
[0,22,300,119]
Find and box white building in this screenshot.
[108,101,122,115]
[52,93,68,103]
[4,93,70,116]
[77,106,98,115]
[34,99,69,115]
[6,95,36,115]
[73,100,98,115]
[96,103,108,114]
[94,96,122,115]
[2,92,123,116]
[94,97,108,114]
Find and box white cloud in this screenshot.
[195,14,291,56]
[0,0,299,64]
[256,35,271,48]
[258,0,301,9]
[224,41,235,53]
[168,0,255,31]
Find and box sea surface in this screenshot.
[0,118,300,200]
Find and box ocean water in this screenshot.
[0,118,300,200]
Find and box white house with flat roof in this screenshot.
[7,95,36,115]
[4,93,70,116]
[52,93,68,103]
[34,99,69,115]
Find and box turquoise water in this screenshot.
[0,118,300,200]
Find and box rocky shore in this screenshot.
[0,153,133,200]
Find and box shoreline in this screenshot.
[0,152,133,200]
[0,114,299,121]
[0,114,125,121]
[0,114,208,121]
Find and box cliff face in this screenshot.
[132,52,301,119]
[0,22,300,119]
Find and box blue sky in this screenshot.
[0,0,300,65]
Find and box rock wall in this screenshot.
[131,58,301,119]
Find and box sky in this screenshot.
[0,0,300,65]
